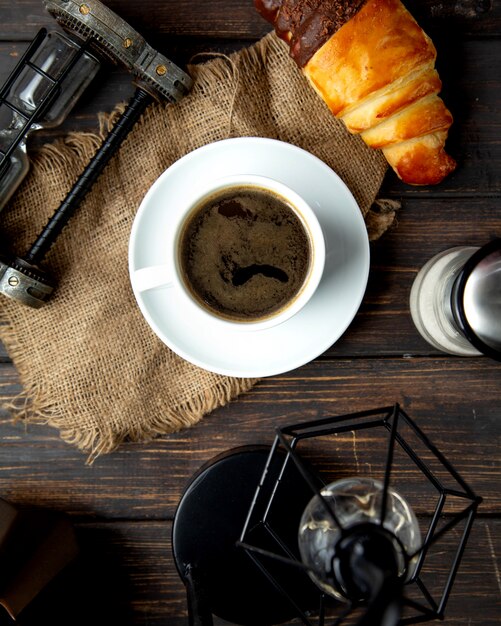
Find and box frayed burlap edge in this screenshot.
[1,323,256,463]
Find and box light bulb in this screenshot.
[298,477,421,601]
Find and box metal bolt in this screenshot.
[123,38,133,49]
[79,4,91,15]
[156,64,167,76]
[7,275,19,287]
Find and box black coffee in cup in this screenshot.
[178,185,312,322]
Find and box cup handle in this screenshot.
[131,265,174,293]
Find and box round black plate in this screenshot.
[172,445,319,625]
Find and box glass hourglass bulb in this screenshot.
[298,477,421,601]
[0,31,100,211]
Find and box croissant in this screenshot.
[255,0,456,185]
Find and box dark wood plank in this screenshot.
[13,518,501,626]
[0,0,269,41]
[0,0,499,41]
[405,0,501,34]
[1,357,499,516]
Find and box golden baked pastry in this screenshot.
[255,0,456,185]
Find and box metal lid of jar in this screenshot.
[451,239,501,361]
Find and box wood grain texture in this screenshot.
[9,518,501,626]
[0,2,499,625]
[0,0,499,40]
[1,358,499,517]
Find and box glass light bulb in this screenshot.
[298,478,421,600]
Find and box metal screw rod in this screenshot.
[25,86,153,265]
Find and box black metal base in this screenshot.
[172,445,319,626]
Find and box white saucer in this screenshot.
[129,137,369,377]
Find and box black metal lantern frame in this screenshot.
[238,404,482,626]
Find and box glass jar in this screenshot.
[409,240,501,360]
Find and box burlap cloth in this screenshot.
[0,33,398,460]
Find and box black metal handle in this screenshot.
[184,564,214,626]
[25,86,153,265]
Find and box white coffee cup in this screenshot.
[130,174,325,332]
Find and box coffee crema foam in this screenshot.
[179,185,312,322]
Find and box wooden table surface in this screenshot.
[0,1,500,625]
